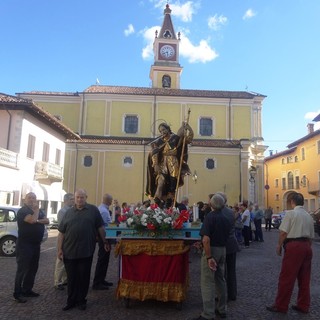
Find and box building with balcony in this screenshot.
[264,122,320,213]
[0,93,80,216]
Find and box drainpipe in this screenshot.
[228,98,232,140]
[238,141,243,202]
[152,95,157,136]
[142,140,146,202]
[80,92,85,134]
[5,108,12,149]
[73,142,78,193]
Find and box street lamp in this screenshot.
[192,170,198,183]
[249,166,257,203]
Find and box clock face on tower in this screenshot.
[159,44,175,59]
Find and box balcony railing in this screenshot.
[0,147,19,169]
[35,161,63,181]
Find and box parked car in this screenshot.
[0,206,48,257]
[271,212,286,229]
[309,209,320,236]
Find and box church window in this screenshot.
[163,30,172,38]
[162,75,171,88]
[206,158,215,170]
[199,117,213,136]
[83,155,92,167]
[123,156,133,167]
[124,115,138,134]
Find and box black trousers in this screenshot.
[243,225,250,247]
[265,218,272,231]
[93,239,110,286]
[64,255,93,306]
[14,241,40,298]
[225,252,237,300]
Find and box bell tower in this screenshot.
[150,3,183,89]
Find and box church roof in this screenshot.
[158,4,177,40]
[83,85,265,99]
[19,85,264,99]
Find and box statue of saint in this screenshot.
[146,122,194,207]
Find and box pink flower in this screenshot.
[150,203,158,210]
[147,223,156,230]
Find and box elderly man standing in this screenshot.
[53,193,74,290]
[252,203,264,242]
[58,189,110,311]
[13,192,49,303]
[266,192,314,314]
[92,193,113,290]
[193,193,232,320]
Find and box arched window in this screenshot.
[162,75,171,88]
[123,156,133,168]
[287,172,294,189]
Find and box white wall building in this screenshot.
[0,93,80,219]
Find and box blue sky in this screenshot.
[1,0,320,154]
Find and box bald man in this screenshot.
[58,189,110,311]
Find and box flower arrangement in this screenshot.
[118,203,190,237]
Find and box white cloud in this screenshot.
[208,14,228,31]
[141,26,218,64]
[179,36,218,63]
[124,24,135,36]
[141,26,159,59]
[170,1,197,23]
[152,0,198,22]
[305,110,320,130]
[243,8,257,20]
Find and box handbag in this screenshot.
[251,221,256,231]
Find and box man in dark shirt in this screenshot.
[58,189,110,311]
[13,192,49,303]
[193,193,232,320]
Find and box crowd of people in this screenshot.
[12,189,315,318]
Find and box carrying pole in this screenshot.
[173,109,191,208]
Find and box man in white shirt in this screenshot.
[266,192,314,314]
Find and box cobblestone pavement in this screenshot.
[1,228,319,320]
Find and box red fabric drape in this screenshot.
[121,252,189,283]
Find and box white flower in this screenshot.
[127,217,133,226]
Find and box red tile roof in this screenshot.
[18,85,266,100]
[0,93,80,140]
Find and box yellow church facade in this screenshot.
[18,4,267,207]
